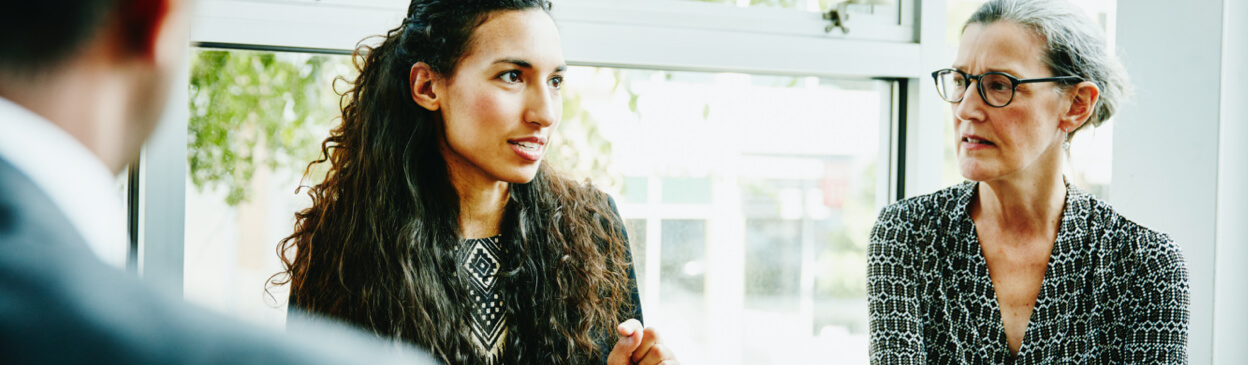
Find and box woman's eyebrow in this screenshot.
[985,67,1025,76]
[494,58,532,69]
[493,58,567,72]
[949,64,1026,77]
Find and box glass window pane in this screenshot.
[658,218,709,361]
[623,177,650,203]
[184,48,353,327]
[625,218,649,295]
[744,218,802,310]
[183,51,887,364]
[661,177,712,204]
[659,220,708,298]
[558,66,884,364]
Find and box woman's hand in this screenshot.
[605,319,679,365]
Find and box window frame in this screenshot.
[136,1,950,363]
[147,0,949,291]
[190,0,926,78]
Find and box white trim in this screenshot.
[192,0,925,79]
[192,0,404,52]
[560,21,922,78]
[901,0,947,199]
[137,48,191,296]
[1214,0,1247,362]
[879,80,899,207]
[553,0,913,43]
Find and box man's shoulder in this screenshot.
[0,156,86,247]
[0,157,434,365]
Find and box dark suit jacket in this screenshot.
[0,157,436,364]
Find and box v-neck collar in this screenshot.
[947,179,1094,364]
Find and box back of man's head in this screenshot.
[0,1,125,76]
[0,0,185,173]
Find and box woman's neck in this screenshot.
[972,163,1068,244]
[452,176,508,240]
[443,150,509,239]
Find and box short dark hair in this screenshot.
[0,1,123,72]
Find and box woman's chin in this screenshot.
[958,163,999,183]
[496,164,542,184]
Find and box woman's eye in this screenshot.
[499,70,521,83]
[549,76,563,90]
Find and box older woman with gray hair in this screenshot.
[867,0,1189,363]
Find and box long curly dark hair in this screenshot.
[269,1,636,363]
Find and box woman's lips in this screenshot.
[508,137,545,162]
[961,135,996,150]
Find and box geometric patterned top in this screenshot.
[868,181,1189,364]
[458,235,508,365]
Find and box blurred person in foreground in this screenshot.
[867,0,1189,363]
[0,1,436,363]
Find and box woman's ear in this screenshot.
[1060,81,1100,132]
[410,62,441,111]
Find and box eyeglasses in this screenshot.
[931,68,1083,108]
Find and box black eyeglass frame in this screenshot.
[931,68,1084,107]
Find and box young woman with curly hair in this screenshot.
[270,1,679,364]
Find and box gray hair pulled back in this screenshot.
[966,0,1131,131]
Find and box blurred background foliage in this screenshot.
[188,50,344,206]
[546,88,619,189]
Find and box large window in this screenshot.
[155,1,924,364]
[564,68,888,363]
[184,47,890,363]
[184,49,352,327]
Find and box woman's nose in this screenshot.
[954,81,987,123]
[524,87,558,128]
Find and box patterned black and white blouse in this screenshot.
[867,181,1189,364]
[458,235,509,365]
[456,229,644,365]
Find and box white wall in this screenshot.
[1114,1,1231,363]
[1214,0,1248,362]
